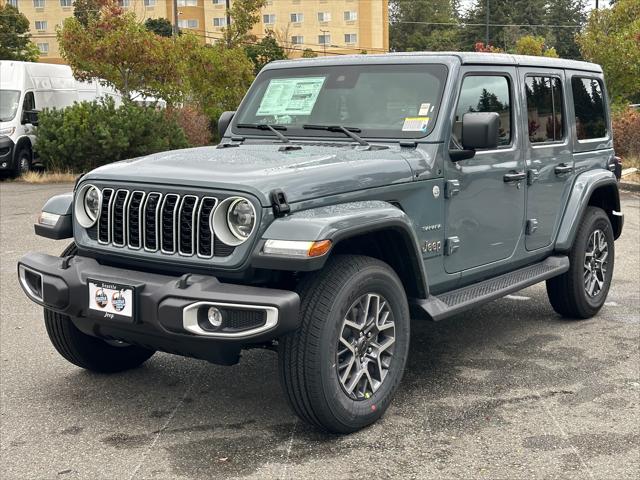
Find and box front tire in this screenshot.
[279,255,410,433]
[546,206,615,319]
[13,147,31,177]
[43,243,155,373]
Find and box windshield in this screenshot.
[0,90,21,122]
[234,64,448,139]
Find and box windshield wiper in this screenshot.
[302,124,369,146]
[236,123,291,143]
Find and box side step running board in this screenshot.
[414,256,569,321]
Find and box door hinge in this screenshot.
[445,236,460,256]
[444,180,460,199]
[526,219,539,235]
[527,169,539,185]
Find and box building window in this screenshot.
[291,35,304,45]
[454,75,512,147]
[144,0,156,6]
[213,17,226,27]
[572,77,607,140]
[8,0,18,6]
[263,14,276,25]
[177,0,197,5]
[318,34,331,45]
[212,0,223,4]
[344,33,357,44]
[60,0,73,6]
[344,11,357,21]
[178,19,198,29]
[35,21,47,31]
[33,0,45,8]
[118,0,129,7]
[525,76,564,143]
[290,13,303,23]
[317,12,331,22]
[37,43,49,54]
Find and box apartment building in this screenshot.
[3,0,389,63]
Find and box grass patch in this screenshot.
[19,171,77,184]
[622,156,640,170]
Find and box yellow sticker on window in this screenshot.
[402,117,430,132]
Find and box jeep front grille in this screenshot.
[95,188,232,258]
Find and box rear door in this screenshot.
[444,66,526,273]
[520,68,575,250]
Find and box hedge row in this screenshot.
[34,99,210,172]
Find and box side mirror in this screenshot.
[218,111,236,138]
[461,112,499,150]
[22,110,39,126]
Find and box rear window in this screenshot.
[525,76,564,143]
[571,77,607,140]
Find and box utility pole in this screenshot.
[321,29,329,56]
[226,0,231,28]
[485,0,490,47]
[172,0,179,37]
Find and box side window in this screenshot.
[571,77,607,140]
[525,76,564,143]
[23,92,36,112]
[454,75,512,147]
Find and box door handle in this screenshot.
[503,171,526,183]
[554,163,574,175]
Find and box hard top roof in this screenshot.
[265,51,602,73]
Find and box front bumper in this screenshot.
[17,252,300,365]
[0,135,15,171]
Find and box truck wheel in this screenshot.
[279,255,410,433]
[43,243,155,373]
[546,207,615,319]
[13,147,31,177]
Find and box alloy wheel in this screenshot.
[584,229,609,298]
[336,293,396,400]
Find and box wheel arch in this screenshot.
[555,169,623,252]
[253,201,429,299]
[14,135,33,159]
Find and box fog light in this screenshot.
[207,306,223,328]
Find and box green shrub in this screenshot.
[35,98,189,172]
[612,107,640,161]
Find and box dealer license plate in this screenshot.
[88,280,135,321]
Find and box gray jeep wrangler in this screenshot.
[18,53,624,433]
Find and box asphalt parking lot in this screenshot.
[1,182,638,479]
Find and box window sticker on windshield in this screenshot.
[418,103,431,116]
[256,77,326,116]
[402,117,430,132]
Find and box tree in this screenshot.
[515,35,559,57]
[58,4,184,101]
[0,4,40,61]
[144,18,174,38]
[390,0,462,51]
[577,0,640,104]
[301,48,318,58]
[244,32,287,75]
[223,0,267,48]
[545,0,587,59]
[179,35,254,124]
[73,0,108,27]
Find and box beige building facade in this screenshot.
[2,0,388,63]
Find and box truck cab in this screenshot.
[18,53,623,433]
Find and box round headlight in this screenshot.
[74,184,102,228]
[227,198,256,240]
[84,186,101,222]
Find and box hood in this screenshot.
[84,144,416,206]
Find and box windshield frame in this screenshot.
[0,89,22,123]
[231,63,449,141]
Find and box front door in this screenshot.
[444,67,526,274]
[520,68,575,250]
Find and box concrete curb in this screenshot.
[620,181,640,192]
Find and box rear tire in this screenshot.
[43,243,155,373]
[546,207,614,319]
[279,255,410,433]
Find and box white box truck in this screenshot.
[0,61,121,176]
